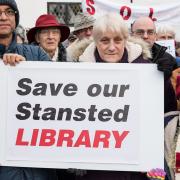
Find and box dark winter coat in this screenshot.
[0,33,50,61]
[152,43,177,113]
[0,33,57,180]
[77,40,150,180]
[57,43,67,62]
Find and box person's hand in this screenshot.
[147,168,166,180]
[3,53,26,66]
[156,57,177,80]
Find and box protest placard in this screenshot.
[0,62,163,171]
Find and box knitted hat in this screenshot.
[0,0,19,27]
[73,13,95,33]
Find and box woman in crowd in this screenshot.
[156,24,175,40]
[79,13,151,64]
[77,12,152,180]
[27,14,70,61]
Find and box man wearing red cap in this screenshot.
[27,14,70,62]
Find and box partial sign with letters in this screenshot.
[0,62,163,171]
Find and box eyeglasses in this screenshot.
[39,28,60,36]
[0,9,17,17]
[133,29,155,36]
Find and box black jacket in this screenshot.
[152,43,177,113]
[0,32,50,61]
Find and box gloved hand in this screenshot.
[147,168,166,180]
[156,57,177,80]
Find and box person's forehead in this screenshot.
[158,32,174,36]
[0,5,11,10]
[133,19,155,30]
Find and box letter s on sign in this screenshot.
[86,0,95,15]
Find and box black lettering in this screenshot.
[33,83,47,96]
[88,105,97,121]
[73,108,86,121]
[98,109,112,122]
[63,83,77,96]
[33,104,42,120]
[114,105,129,122]
[103,84,118,97]
[57,108,72,120]
[16,102,31,120]
[119,85,129,97]
[50,83,63,96]
[42,108,56,120]
[87,84,101,97]
[16,78,32,96]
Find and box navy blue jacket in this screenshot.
[0,33,57,180]
[0,33,50,61]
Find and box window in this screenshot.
[47,2,82,27]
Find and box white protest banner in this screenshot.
[82,0,180,26]
[0,62,163,171]
[156,40,176,57]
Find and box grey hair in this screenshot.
[93,13,129,42]
[157,24,175,37]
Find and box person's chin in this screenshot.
[104,57,119,63]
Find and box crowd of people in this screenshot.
[0,0,180,180]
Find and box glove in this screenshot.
[156,57,177,80]
[147,168,166,180]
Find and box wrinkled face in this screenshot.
[36,27,61,54]
[96,31,125,63]
[0,5,16,38]
[157,32,174,40]
[132,18,156,47]
[75,26,93,40]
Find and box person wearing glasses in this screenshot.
[66,13,95,62]
[131,17,178,113]
[0,0,58,180]
[0,0,51,65]
[27,14,70,62]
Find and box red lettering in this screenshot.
[30,129,39,146]
[57,130,74,147]
[113,131,129,148]
[120,6,131,20]
[39,129,56,146]
[16,128,29,146]
[74,130,91,147]
[86,0,95,15]
[93,130,110,148]
[149,8,157,21]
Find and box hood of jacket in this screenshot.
[79,37,152,62]
[67,37,93,62]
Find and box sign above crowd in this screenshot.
[0,62,163,171]
[82,0,180,26]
